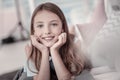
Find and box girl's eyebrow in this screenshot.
[50,20,59,22]
[36,21,43,23]
[36,20,58,23]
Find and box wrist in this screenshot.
[41,50,49,58]
[50,48,59,53]
[50,49,60,57]
[50,46,60,52]
[41,49,49,53]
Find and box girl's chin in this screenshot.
[41,39,57,47]
[43,43,54,47]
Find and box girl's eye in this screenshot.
[51,23,58,26]
[37,25,43,28]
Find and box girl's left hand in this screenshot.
[50,32,67,51]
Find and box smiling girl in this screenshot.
[23,2,85,80]
[13,0,107,80]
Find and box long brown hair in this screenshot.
[28,2,84,76]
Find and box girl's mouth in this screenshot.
[42,36,55,42]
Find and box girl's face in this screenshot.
[33,10,63,47]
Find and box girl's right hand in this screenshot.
[31,35,49,55]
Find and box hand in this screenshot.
[31,35,49,55]
[50,33,67,51]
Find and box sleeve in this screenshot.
[18,71,33,80]
[23,60,37,77]
[13,68,33,80]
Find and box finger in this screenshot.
[33,36,44,48]
[54,36,58,42]
[31,35,37,40]
[30,35,34,39]
[30,35,35,42]
[58,35,63,43]
[63,33,67,43]
[61,34,64,44]
[34,35,39,41]
[31,35,38,46]
[63,33,65,42]
[61,33,66,44]
[38,37,43,42]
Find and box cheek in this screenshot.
[52,29,62,36]
[52,26,63,35]
[34,29,42,36]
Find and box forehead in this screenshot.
[34,10,61,22]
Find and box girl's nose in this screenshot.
[44,27,51,34]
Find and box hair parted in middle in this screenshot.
[28,2,85,76]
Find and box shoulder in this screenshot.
[24,60,37,77]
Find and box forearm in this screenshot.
[91,0,107,24]
[51,50,72,80]
[34,54,50,80]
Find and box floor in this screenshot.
[0,40,29,75]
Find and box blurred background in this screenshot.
[0,0,95,79]
[0,0,120,80]
[0,0,95,40]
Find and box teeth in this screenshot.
[43,37,54,41]
[44,37,53,40]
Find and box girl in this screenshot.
[24,2,85,80]
[14,0,107,80]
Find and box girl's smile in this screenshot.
[42,36,55,42]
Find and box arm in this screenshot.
[30,35,50,80]
[34,52,50,80]
[50,50,72,80]
[50,33,72,80]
